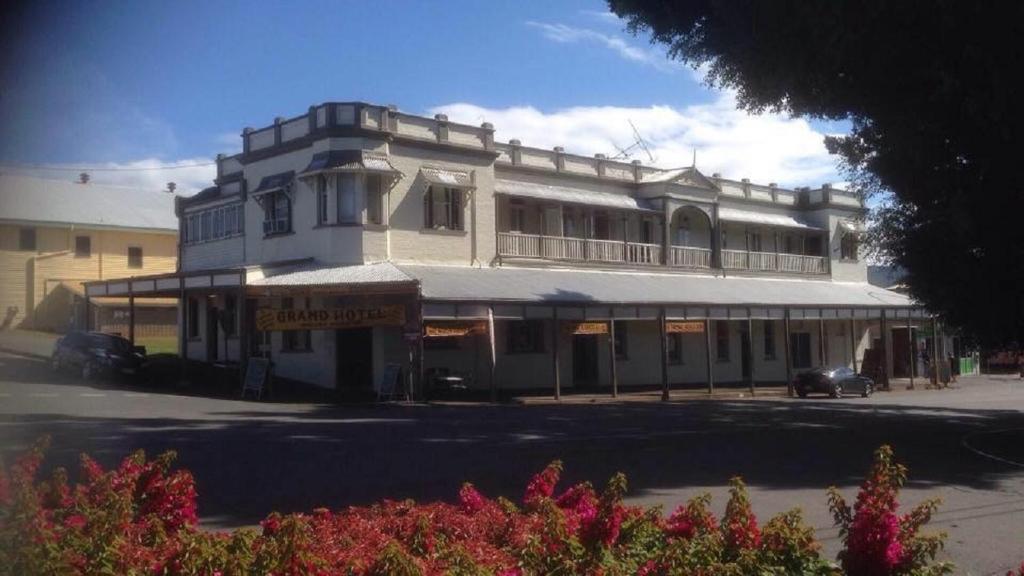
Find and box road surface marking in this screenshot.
[80,393,107,397]
[123,393,150,398]
[961,428,1024,468]
[28,392,58,398]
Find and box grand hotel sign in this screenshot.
[255,305,406,331]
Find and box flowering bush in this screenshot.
[0,439,960,575]
[828,445,953,576]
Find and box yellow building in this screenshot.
[0,174,178,334]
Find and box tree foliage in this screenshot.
[609,0,1024,345]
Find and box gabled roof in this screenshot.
[0,174,177,232]
[641,167,719,190]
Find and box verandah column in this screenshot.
[907,314,915,389]
[552,307,560,400]
[704,317,714,394]
[881,309,890,389]
[608,318,618,398]
[128,285,135,345]
[784,309,793,396]
[747,313,755,396]
[931,316,940,387]
[818,313,826,367]
[660,307,669,401]
[849,316,857,373]
[488,306,497,402]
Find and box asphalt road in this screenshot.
[1,350,1023,574]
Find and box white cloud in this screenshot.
[432,94,843,188]
[525,21,678,72]
[2,158,217,196]
[579,10,625,24]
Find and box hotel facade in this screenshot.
[84,102,938,398]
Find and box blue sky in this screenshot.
[0,0,848,193]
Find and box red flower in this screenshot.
[523,461,562,508]
[459,482,486,514]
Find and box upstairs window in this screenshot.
[185,204,242,244]
[841,232,859,261]
[127,247,143,268]
[316,175,329,225]
[337,173,358,224]
[262,191,291,235]
[366,174,384,225]
[75,236,91,258]
[19,228,36,251]
[424,186,463,231]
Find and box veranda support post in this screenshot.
[608,318,618,398]
[552,307,560,400]
[704,318,714,394]
[931,316,940,387]
[784,309,793,396]
[881,309,891,390]
[660,308,669,401]
[849,316,857,373]
[747,315,755,395]
[128,291,135,345]
[907,315,915,389]
[488,306,497,403]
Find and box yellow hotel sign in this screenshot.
[666,321,704,334]
[256,305,405,331]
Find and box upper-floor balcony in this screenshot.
[496,198,830,276]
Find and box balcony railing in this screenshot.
[722,249,827,274]
[668,246,712,269]
[498,233,661,265]
[498,233,828,274]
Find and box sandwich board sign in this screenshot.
[242,357,271,399]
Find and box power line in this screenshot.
[0,161,216,172]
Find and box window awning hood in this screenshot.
[300,150,401,177]
[718,207,823,230]
[420,167,475,189]
[250,171,295,197]
[495,179,657,212]
[838,219,866,235]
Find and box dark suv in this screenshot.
[51,331,148,381]
[793,366,874,398]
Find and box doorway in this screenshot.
[572,334,599,388]
[206,305,219,362]
[892,327,917,378]
[336,327,373,392]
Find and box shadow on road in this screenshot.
[3,380,1022,529]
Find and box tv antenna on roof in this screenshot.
[608,119,657,164]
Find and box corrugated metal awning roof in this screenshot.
[718,207,822,230]
[421,167,474,189]
[250,171,295,197]
[396,264,914,308]
[300,151,401,177]
[495,179,656,212]
[247,261,415,288]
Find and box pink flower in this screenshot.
[459,483,486,514]
[64,514,87,530]
[523,461,562,507]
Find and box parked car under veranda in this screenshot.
[51,331,149,381]
[793,366,874,398]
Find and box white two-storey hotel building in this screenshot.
[85,102,935,399]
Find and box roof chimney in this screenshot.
[78,172,90,184]
[166,182,177,194]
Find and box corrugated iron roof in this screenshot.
[0,174,177,231]
[250,171,295,196]
[397,264,913,308]
[247,261,415,287]
[421,167,474,188]
[718,207,822,230]
[495,179,656,212]
[300,150,400,176]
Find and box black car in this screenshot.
[793,366,874,398]
[51,331,148,381]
